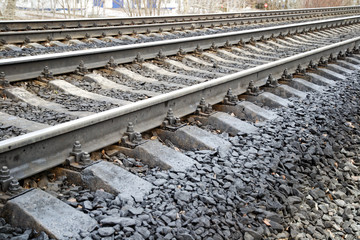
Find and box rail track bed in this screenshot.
[1,7,360,59]
[1,19,360,138]
[0,11,359,240]
[2,6,359,31]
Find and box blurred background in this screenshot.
[1,0,360,20]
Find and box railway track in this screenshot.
[0,6,359,56]
[2,5,359,31]
[0,10,360,240]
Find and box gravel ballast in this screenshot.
[0,123,28,141]
[20,81,119,113]
[17,69,358,240]
[0,99,77,125]
[100,72,181,93]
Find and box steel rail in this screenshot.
[1,5,359,31]
[0,35,359,181]
[0,9,358,44]
[0,16,359,82]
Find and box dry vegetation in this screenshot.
[1,0,359,19]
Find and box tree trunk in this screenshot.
[52,0,56,17]
[157,0,163,15]
[184,0,188,13]
[5,0,16,18]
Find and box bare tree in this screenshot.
[3,0,17,19]
[113,0,167,16]
[304,0,354,8]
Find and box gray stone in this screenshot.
[334,199,346,208]
[287,196,302,205]
[98,227,115,237]
[269,221,284,232]
[101,216,123,226]
[131,232,145,240]
[199,195,216,205]
[136,226,151,239]
[176,233,195,240]
[351,223,360,232]
[318,204,329,213]
[82,200,93,210]
[129,207,144,215]
[165,209,177,221]
[11,230,31,240]
[244,229,262,240]
[153,179,167,186]
[174,191,192,202]
[116,218,137,227]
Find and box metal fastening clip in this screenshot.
[224,40,232,49]
[280,69,293,81]
[8,179,22,194]
[161,108,185,131]
[194,45,203,54]
[353,46,359,54]
[69,141,83,163]
[0,166,13,192]
[294,64,306,77]
[318,57,328,67]
[0,72,9,88]
[80,152,92,165]
[155,50,166,62]
[74,60,88,75]
[177,47,185,57]
[246,80,261,95]
[328,53,337,63]
[133,53,144,64]
[249,37,256,45]
[345,48,353,57]
[265,74,279,88]
[307,60,318,72]
[223,88,238,105]
[120,122,146,148]
[66,141,93,167]
[238,39,245,47]
[195,98,213,116]
[337,51,346,60]
[210,42,218,51]
[106,56,118,69]
[39,66,54,80]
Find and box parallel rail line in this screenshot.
[0,16,359,181]
[1,5,359,31]
[1,9,359,45]
[1,16,359,82]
